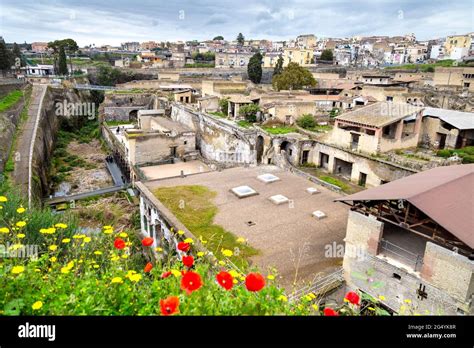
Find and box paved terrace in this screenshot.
[144,165,349,289]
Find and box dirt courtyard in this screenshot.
[145,165,349,290]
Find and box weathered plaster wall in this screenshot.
[343,211,473,315]
[171,104,258,165]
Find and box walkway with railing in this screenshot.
[379,238,424,272]
[288,268,344,302]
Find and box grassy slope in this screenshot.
[152,185,258,268]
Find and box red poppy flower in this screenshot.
[161,271,172,279]
[344,291,360,305]
[216,271,234,290]
[323,307,339,316]
[180,271,202,294]
[245,272,265,292]
[177,242,190,252]
[114,238,125,250]
[160,296,180,316]
[182,255,194,268]
[142,237,154,247]
[144,262,153,273]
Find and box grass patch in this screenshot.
[105,120,134,126]
[437,146,474,163]
[0,90,23,112]
[237,120,254,129]
[153,185,258,268]
[319,176,349,191]
[185,63,215,68]
[208,111,226,118]
[306,124,333,132]
[4,86,32,174]
[385,59,459,72]
[262,125,297,135]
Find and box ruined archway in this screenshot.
[129,109,138,121]
[256,135,264,164]
[280,140,290,153]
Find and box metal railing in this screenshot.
[379,238,424,271]
[288,268,344,302]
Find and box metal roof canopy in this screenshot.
[423,107,474,130]
[336,164,474,250]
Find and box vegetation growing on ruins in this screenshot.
[0,89,23,112]
[272,62,317,91]
[152,185,259,268]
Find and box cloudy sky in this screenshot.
[1,0,473,46]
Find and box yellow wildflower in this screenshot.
[129,274,142,282]
[49,245,58,251]
[121,254,129,259]
[221,249,233,257]
[155,247,163,252]
[103,225,113,229]
[111,277,123,284]
[229,270,239,278]
[404,299,412,304]
[49,257,57,263]
[62,238,71,244]
[16,207,26,214]
[171,269,182,278]
[312,304,319,311]
[11,266,25,274]
[83,237,91,243]
[0,196,7,202]
[9,244,23,251]
[17,233,25,239]
[119,232,128,238]
[0,227,9,234]
[32,301,43,310]
[93,265,99,269]
[267,274,275,280]
[368,307,376,311]
[183,237,193,244]
[236,237,246,243]
[54,223,68,229]
[16,221,26,228]
[218,260,226,266]
[378,295,386,301]
[103,228,113,235]
[197,251,204,257]
[94,251,102,255]
[278,295,288,302]
[177,230,185,235]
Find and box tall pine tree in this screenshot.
[273,54,284,76]
[247,52,262,84]
[0,40,11,76]
[58,46,68,75]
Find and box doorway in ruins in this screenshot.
[319,152,329,169]
[256,135,264,164]
[301,150,310,165]
[334,158,353,179]
[129,109,138,122]
[280,141,290,154]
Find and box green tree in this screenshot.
[239,103,260,122]
[320,49,333,61]
[218,97,229,114]
[247,52,262,84]
[0,41,12,76]
[272,62,317,91]
[296,114,316,129]
[237,33,245,46]
[58,46,68,75]
[213,36,224,41]
[12,42,24,68]
[48,39,78,75]
[273,54,284,76]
